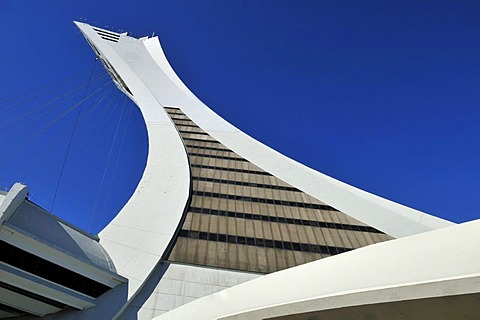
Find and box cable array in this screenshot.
[0,62,141,233]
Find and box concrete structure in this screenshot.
[0,183,126,318]
[2,21,478,319]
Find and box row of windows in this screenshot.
[168,109,187,115]
[192,191,338,211]
[188,152,247,162]
[186,144,232,153]
[192,179,318,204]
[191,164,272,176]
[188,207,383,234]
[92,27,120,39]
[178,129,210,136]
[170,109,392,271]
[173,121,197,129]
[167,108,185,112]
[175,123,205,131]
[182,137,221,144]
[93,28,120,43]
[99,36,118,43]
[169,116,189,121]
[167,114,187,119]
[171,114,193,120]
[180,133,218,142]
[192,176,300,192]
[165,108,185,114]
[178,229,351,255]
[166,107,186,112]
[172,122,199,129]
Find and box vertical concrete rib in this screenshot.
[75,22,191,299]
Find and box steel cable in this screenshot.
[49,91,124,215]
[99,97,134,227]
[0,74,111,131]
[51,60,100,210]
[29,89,121,212]
[18,85,116,182]
[88,94,128,231]
[0,69,94,106]
[0,81,112,162]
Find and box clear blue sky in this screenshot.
[1,1,479,233]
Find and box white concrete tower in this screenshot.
[66,22,479,320]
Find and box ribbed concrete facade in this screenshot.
[165,107,392,273]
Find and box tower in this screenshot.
[69,22,472,320]
[2,21,478,320]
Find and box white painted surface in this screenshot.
[0,182,29,225]
[0,193,6,207]
[155,219,480,320]
[75,22,191,298]
[126,263,260,319]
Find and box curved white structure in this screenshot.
[26,22,468,319]
[75,23,192,299]
[156,219,480,319]
[0,22,472,320]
